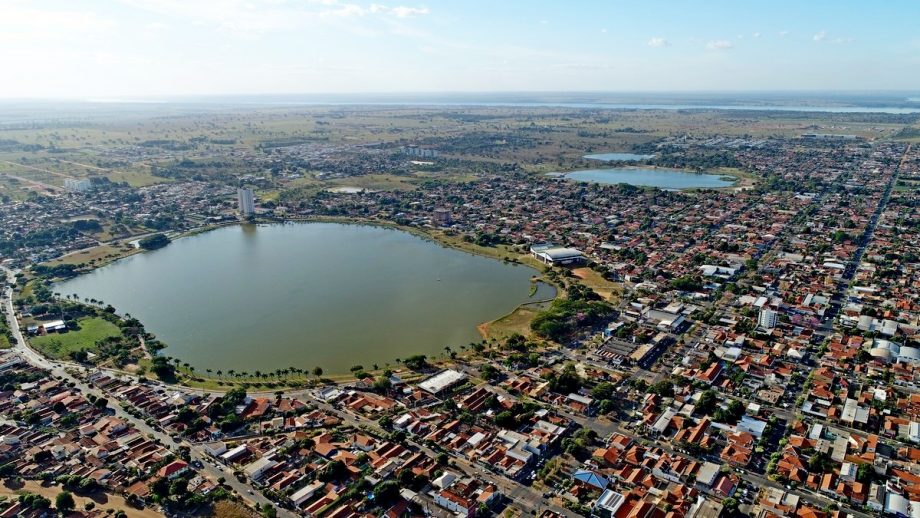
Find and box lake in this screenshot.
[564,167,736,189]
[584,152,655,162]
[56,223,553,373]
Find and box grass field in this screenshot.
[0,335,10,349]
[478,304,543,340]
[43,244,138,268]
[571,267,622,302]
[30,317,122,359]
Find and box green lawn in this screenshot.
[0,317,11,349]
[30,317,122,359]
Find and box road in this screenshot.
[1,159,75,179]
[1,266,295,518]
[1,172,63,192]
[307,397,578,517]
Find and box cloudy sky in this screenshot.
[2,0,919,98]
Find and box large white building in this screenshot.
[237,187,255,216]
[529,243,586,266]
[64,178,92,192]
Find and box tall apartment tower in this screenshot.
[237,187,255,217]
[758,308,778,330]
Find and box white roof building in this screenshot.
[418,369,466,394]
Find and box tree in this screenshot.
[547,363,582,394]
[722,497,739,515]
[318,460,347,482]
[495,411,518,429]
[591,382,615,401]
[56,491,75,513]
[808,452,831,473]
[151,356,175,379]
[312,366,323,377]
[403,355,429,371]
[373,376,392,393]
[697,390,718,415]
[479,364,500,381]
[856,463,874,483]
[139,233,170,250]
[373,480,400,506]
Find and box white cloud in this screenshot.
[647,37,670,48]
[374,4,429,18]
[778,30,789,37]
[813,30,827,42]
[0,4,116,40]
[752,32,760,38]
[706,40,733,50]
[115,0,429,34]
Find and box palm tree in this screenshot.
[227,369,235,379]
[206,369,212,377]
[216,370,223,379]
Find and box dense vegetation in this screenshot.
[139,233,171,250]
[530,284,614,342]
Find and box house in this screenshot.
[595,489,626,515]
[204,442,228,457]
[244,456,278,482]
[572,469,609,491]
[695,462,720,488]
[157,460,189,480]
[291,481,324,507]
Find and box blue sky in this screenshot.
[2,0,918,98]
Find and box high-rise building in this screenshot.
[237,187,255,216]
[758,308,778,330]
[433,208,451,226]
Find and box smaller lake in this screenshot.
[564,167,736,190]
[584,152,655,162]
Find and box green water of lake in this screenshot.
[56,223,553,373]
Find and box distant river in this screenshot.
[56,223,553,373]
[564,167,736,189]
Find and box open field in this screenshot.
[478,303,544,340]
[210,501,258,518]
[30,317,122,359]
[571,267,622,302]
[44,243,138,268]
[0,105,912,203]
[0,480,163,518]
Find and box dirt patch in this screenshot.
[0,480,163,518]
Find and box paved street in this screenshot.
[2,266,295,518]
